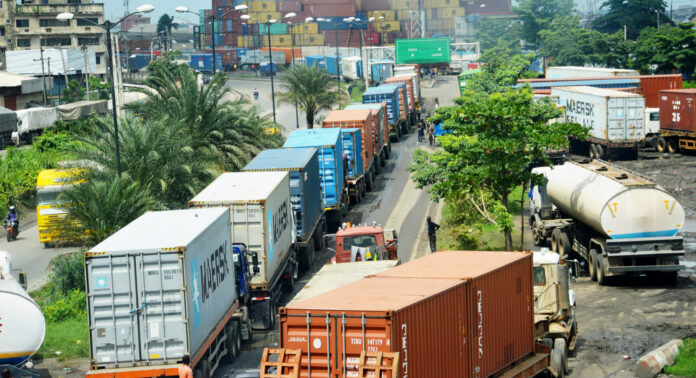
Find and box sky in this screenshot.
[103,0,203,24]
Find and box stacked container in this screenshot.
[279,251,534,377]
[339,128,364,180]
[345,103,389,156]
[325,55,342,76]
[323,109,376,174]
[385,76,415,111]
[380,82,408,122]
[363,86,400,137]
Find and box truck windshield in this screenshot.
[344,235,377,250]
[533,267,547,286]
[37,188,66,206]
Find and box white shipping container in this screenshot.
[546,66,639,79]
[85,208,235,368]
[341,56,362,80]
[552,86,645,143]
[189,172,294,289]
[393,71,420,100]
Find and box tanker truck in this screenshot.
[529,159,685,285]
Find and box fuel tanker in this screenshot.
[529,159,685,285]
[0,251,46,367]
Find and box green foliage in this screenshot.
[474,17,522,51]
[32,129,81,154]
[410,88,587,249]
[42,289,86,322]
[685,81,696,89]
[87,76,111,100]
[469,48,539,93]
[146,50,186,82]
[663,339,696,376]
[61,79,86,104]
[594,0,671,39]
[37,317,89,361]
[0,145,61,211]
[157,13,179,33]
[48,252,85,294]
[513,0,575,47]
[278,64,348,128]
[632,24,696,74]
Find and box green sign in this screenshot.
[395,38,451,65]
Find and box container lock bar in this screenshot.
[342,314,347,377]
[326,313,331,376]
[129,301,148,315]
[306,312,311,378]
[361,314,366,353]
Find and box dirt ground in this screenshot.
[560,150,696,377]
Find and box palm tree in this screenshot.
[156,14,179,50]
[277,64,348,128]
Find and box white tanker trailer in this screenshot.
[0,251,45,368]
[529,159,685,285]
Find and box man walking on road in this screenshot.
[178,355,193,378]
[427,216,440,253]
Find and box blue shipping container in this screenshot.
[380,82,410,114]
[370,60,394,83]
[283,129,344,210]
[318,17,366,30]
[129,54,154,71]
[305,55,326,69]
[339,128,364,180]
[363,86,400,126]
[243,148,322,241]
[190,54,223,72]
[326,55,341,76]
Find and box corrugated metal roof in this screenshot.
[0,72,38,88]
[88,208,228,253]
[551,85,642,97]
[191,171,288,203]
[283,128,341,148]
[243,148,317,171]
[324,109,372,123]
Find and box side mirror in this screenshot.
[295,210,302,222]
[565,259,579,279]
[251,252,260,275]
[18,271,27,291]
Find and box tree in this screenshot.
[594,0,671,40]
[277,64,348,128]
[474,16,522,51]
[61,79,86,103]
[409,88,588,249]
[513,0,575,47]
[632,23,696,75]
[87,76,111,100]
[157,14,179,50]
[469,46,539,94]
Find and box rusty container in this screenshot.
[639,74,682,108]
[279,251,534,377]
[323,109,375,172]
[659,89,696,133]
[385,76,415,111]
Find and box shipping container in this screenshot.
[552,86,645,158]
[339,128,364,179]
[325,55,342,76]
[341,56,363,80]
[259,22,290,35]
[362,0,391,11]
[260,47,302,64]
[310,4,358,18]
[659,89,696,134]
[189,172,294,291]
[85,208,234,369]
[283,129,345,212]
[323,109,376,174]
[189,54,223,72]
[304,54,327,69]
[380,82,409,122]
[296,33,326,46]
[395,37,451,64]
[546,66,639,79]
[363,86,400,138]
[385,75,415,110]
[394,65,421,100]
[367,10,396,20]
[369,59,394,83]
[239,49,286,67]
[346,102,390,156]
[279,251,534,377]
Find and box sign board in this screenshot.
[395,38,451,65]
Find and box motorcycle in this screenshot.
[5,219,18,242]
[253,90,259,100]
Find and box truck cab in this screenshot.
[328,223,398,263]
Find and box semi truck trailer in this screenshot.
[530,159,685,285]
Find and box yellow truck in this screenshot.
[36,168,83,247]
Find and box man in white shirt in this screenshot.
[10,130,19,147]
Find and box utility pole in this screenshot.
[35,44,48,106]
[47,57,53,102]
[335,29,340,90]
[82,45,90,100]
[290,23,299,129]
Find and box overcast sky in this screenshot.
[104,0,203,24]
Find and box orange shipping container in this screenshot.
[260,47,301,64]
[396,87,408,120]
[323,109,376,172]
[279,251,535,377]
[385,76,415,111]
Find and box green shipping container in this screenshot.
[259,23,290,35]
[395,38,451,64]
[458,68,482,95]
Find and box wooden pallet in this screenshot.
[259,348,301,378]
[357,351,400,378]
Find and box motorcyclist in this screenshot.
[5,206,18,233]
[253,88,259,100]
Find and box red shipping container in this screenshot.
[280,251,534,377]
[280,0,303,12]
[361,0,390,11]
[309,3,357,17]
[659,89,696,133]
[639,74,682,108]
[385,76,415,111]
[323,109,376,170]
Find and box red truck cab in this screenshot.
[330,224,398,263]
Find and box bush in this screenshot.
[0,146,61,211]
[42,289,86,322]
[49,252,85,294]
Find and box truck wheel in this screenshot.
[193,360,210,378]
[550,343,565,378]
[656,137,668,153]
[299,242,315,272]
[589,249,598,281]
[668,139,679,154]
[596,255,608,286]
[264,299,276,330]
[366,171,373,192]
[554,338,569,374]
[225,321,240,362]
[532,221,542,246]
[551,229,561,253]
[558,233,571,259]
[283,262,297,293]
[589,144,597,159]
[596,145,605,160]
[660,271,678,285]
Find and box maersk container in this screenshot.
[304,55,326,69]
[345,103,388,154]
[85,208,234,369]
[325,55,341,76]
[188,172,294,290]
[546,66,639,79]
[363,86,399,126]
[370,59,393,83]
[243,148,321,242]
[283,129,344,210]
[279,251,534,377]
[339,128,364,179]
[341,56,363,80]
[552,86,645,143]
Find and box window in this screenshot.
[40,19,70,27]
[77,18,98,26]
[95,55,101,65]
[0,2,3,8]
[15,19,29,28]
[533,267,547,286]
[0,27,4,37]
[67,0,81,4]
[16,39,30,47]
[227,20,232,32]
[650,112,660,122]
[41,37,72,47]
[78,37,99,45]
[221,0,226,6]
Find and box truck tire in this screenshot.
[225,321,240,362]
[558,233,571,259]
[550,343,565,378]
[596,256,609,286]
[551,229,561,253]
[589,249,598,281]
[668,139,679,154]
[299,242,315,272]
[313,228,325,253]
[596,145,605,160]
[193,360,210,378]
[283,262,297,293]
[532,221,542,246]
[661,271,678,285]
[589,144,597,159]
[656,137,668,153]
[554,338,569,373]
[264,299,276,330]
[366,170,374,192]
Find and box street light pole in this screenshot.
[290,22,299,128]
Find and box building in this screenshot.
[0,72,44,110]
[0,0,106,75]
[121,14,150,32]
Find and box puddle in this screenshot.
[683,217,696,233]
[682,260,696,271]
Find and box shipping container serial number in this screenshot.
[349,337,385,352]
[147,268,180,281]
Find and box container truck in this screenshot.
[552,86,645,160]
[529,159,685,285]
[545,66,639,79]
[240,50,286,68]
[0,107,18,148]
[380,82,412,134]
[0,251,44,368]
[392,68,421,105]
[189,172,297,330]
[323,109,379,188]
[243,148,325,272]
[189,54,223,73]
[327,222,399,263]
[325,55,341,77]
[385,75,418,125]
[340,56,363,80]
[267,251,551,377]
[345,102,391,160]
[304,55,326,69]
[284,129,347,232]
[654,89,696,154]
[259,61,276,76]
[84,208,257,378]
[363,86,402,142]
[16,106,58,144]
[370,59,393,83]
[337,128,367,204]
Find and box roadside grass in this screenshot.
[664,339,696,376]
[37,318,89,361]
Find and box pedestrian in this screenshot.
[347,83,353,96]
[417,120,425,142]
[253,88,259,100]
[178,355,193,378]
[427,216,440,253]
[434,97,440,110]
[11,129,19,147]
[428,68,433,80]
[428,124,435,146]
[1,368,12,378]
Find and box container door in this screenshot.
[289,171,305,238]
[318,147,339,208]
[334,314,393,376]
[134,252,188,363]
[608,97,628,141]
[87,255,141,365]
[231,203,267,285]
